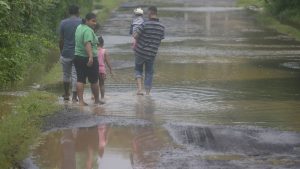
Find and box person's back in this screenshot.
[59,5,81,102]
[134,18,165,60]
[60,17,81,59]
[133,6,165,95]
[98,48,106,74]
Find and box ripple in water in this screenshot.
[281,62,300,70]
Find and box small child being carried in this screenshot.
[129,7,144,48]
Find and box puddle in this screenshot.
[30,122,300,169]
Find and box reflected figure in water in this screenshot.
[75,124,109,169]
[97,124,109,169]
[61,129,77,169]
[135,96,155,120]
[131,96,164,168]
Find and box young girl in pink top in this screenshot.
[98,36,113,103]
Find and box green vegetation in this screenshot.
[256,14,300,41]
[0,0,93,89]
[264,0,300,26]
[237,0,264,7]
[238,0,300,40]
[0,91,59,169]
[0,0,124,89]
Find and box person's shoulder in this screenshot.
[73,17,82,24]
[145,19,164,26]
[78,24,89,30]
[62,17,81,25]
[76,24,86,33]
[60,18,68,26]
[76,24,83,29]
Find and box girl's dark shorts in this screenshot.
[74,56,99,84]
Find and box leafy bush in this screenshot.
[0,0,94,89]
[0,32,53,88]
[265,0,300,24]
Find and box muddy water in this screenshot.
[28,0,300,168]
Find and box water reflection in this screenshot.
[131,96,164,168]
[61,129,76,169]
[33,96,172,169]
[135,96,156,120]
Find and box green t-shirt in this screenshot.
[75,24,98,57]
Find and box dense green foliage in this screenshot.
[265,0,300,25]
[0,91,59,169]
[0,0,93,89]
[238,0,300,40]
[239,0,300,26]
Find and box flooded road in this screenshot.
[27,0,300,168]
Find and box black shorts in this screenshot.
[74,56,99,84]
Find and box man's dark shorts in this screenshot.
[74,56,99,84]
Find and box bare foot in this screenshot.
[95,99,105,105]
[79,101,88,106]
[145,89,150,96]
[72,97,78,103]
[62,94,70,101]
[136,90,144,95]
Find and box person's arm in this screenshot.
[104,50,113,75]
[132,32,139,39]
[59,37,64,54]
[59,22,64,54]
[132,23,144,39]
[83,30,96,67]
[85,42,93,67]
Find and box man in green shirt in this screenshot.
[74,13,100,105]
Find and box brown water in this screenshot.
[26,0,300,168]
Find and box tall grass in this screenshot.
[238,0,300,40]
[237,0,264,7]
[0,91,59,168]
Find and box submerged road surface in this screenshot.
[24,0,300,168]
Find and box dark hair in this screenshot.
[98,36,104,46]
[148,6,157,14]
[82,12,97,24]
[69,5,79,15]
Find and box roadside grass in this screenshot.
[256,13,300,41]
[0,91,59,169]
[237,0,300,41]
[40,61,62,86]
[237,0,264,7]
